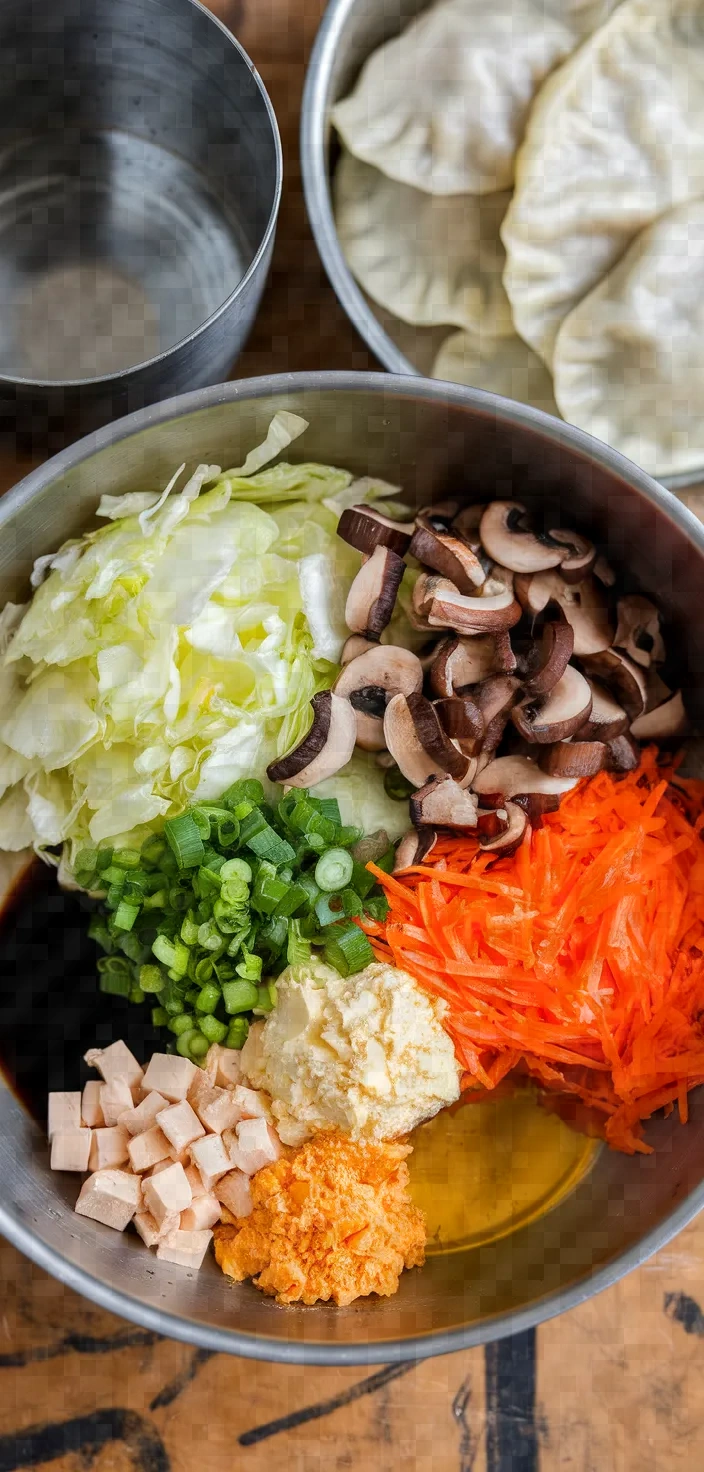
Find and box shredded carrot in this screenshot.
[362,748,704,1154]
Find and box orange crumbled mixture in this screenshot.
[213,1130,426,1306]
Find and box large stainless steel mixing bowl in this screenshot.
[2,371,704,1364]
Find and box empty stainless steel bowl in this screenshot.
[2,371,704,1363]
[0,0,281,446]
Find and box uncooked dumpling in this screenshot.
[331,0,615,197]
[502,0,704,365]
[553,200,704,477]
[433,328,559,415]
[334,151,513,334]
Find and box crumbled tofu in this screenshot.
[118,1091,168,1136]
[196,1087,245,1136]
[228,1119,283,1176]
[81,1081,104,1129]
[88,1125,130,1171]
[47,1092,81,1140]
[50,1129,92,1172]
[128,1126,172,1173]
[75,1169,141,1231]
[84,1041,143,1089]
[231,1085,271,1121]
[142,1162,192,1227]
[184,1163,206,1198]
[99,1077,134,1127]
[156,1099,205,1154]
[205,1043,242,1089]
[133,1209,180,1248]
[141,1054,197,1102]
[156,1228,213,1270]
[189,1133,231,1191]
[215,1170,254,1218]
[181,1193,222,1232]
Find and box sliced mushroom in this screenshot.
[613,595,665,668]
[417,500,461,531]
[580,648,647,721]
[409,776,478,830]
[473,674,522,749]
[340,634,379,665]
[511,791,560,828]
[479,501,567,574]
[434,695,485,753]
[548,528,596,583]
[515,572,613,655]
[409,515,486,594]
[604,732,640,772]
[478,800,528,854]
[512,665,592,745]
[476,806,509,840]
[337,504,415,558]
[267,691,356,787]
[521,620,574,697]
[630,690,688,745]
[644,668,672,713]
[576,680,628,741]
[334,645,424,751]
[473,753,579,799]
[393,826,438,872]
[429,633,514,697]
[452,503,486,541]
[383,691,470,787]
[424,580,522,635]
[345,545,406,638]
[539,740,607,778]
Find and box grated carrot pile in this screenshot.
[362,748,704,1154]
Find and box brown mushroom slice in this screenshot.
[476,806,509,840]
[426,581,523,635]
[409,776,478,830]
[267,691,356,788]
[409,516,486,594]
[473,674,522,749]
[393,827,438,872]
[434,695,484,753]
[417,500,462,531]
[515,572,614,655]
[345,544,406,638]
[630,690,688,745]
[334,645,424,752]
[511,791,560,828]
[478,801,529,854]
[613,595,665,668]
[580,648,648,721]
[512,665,592,745]
[337,504,415,558]
[452,503,486,541]
[548,528,597,583]
[383,691,470,787]
[479,501,567,574]
[604,733,640,772]
[473,753,579,799]
[539,740,607,778]
[576,680,628,741]
[340,634,379,665]
[522,620,574,697]
[429,633,513,697]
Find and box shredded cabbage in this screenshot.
[0,414,407,863]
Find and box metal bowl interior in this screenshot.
[300,0,703,495]
[2,371,704,1365]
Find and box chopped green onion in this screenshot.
[315,892,345,927]
[254,983,274,1013]
[195,982,221,1015]
[323,922,376,977]
[152,934,189,978]
[350,860,377,899]
[151,1006,168,1027]
[129,985,146,1005]
[236,950,263,983]
[287,919,311,966]
[139,964,165,994]
[113,900,140,932]
[364,894,390,923]
[244,822,296,867]
[168,1012,196,1036]
[113,848,141,869]
[315,797,342,825]
[95,848,115,872]
[220,857,252,884]
[222,978,259,1014]
[198,1014,228,1044]
[315,848,354,892]
[163,813,205,870]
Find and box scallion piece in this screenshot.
[225,1016,249,1049]
[113,900,140,932]
[139,965,165,994]
[322,922,376,977]
[315,847,354,892]
[195,982,220,1015]
[163,813,205,870]
[222,978,259,1015]
[198,1014,228,1044]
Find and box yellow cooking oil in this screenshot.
[408,1090,599,1255]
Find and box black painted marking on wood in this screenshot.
[664,1291,704,1336]
[238,1360,416,1446]
[150,1348,216,1410]
[0,1408,169,1472]
[0,1327,162,1369]
[485,1330,538,1472]
[452,1377,481,1472]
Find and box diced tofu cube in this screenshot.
[215,1169,253,1218]
[88,1126,130,1171]
[180,1193,221,1232]
[128,1126,172,1174]
[142,1162,192,1227]
[188,1069,219,1115]
[81,1081,104,1129]
[189,1133,231,1191]
[99,1078,134,1127]
[168,1147,191,1167]
[50,1128,92,1172]
[156,1099,205,1154]
[47,1091,81,1140]
[148,1159,172,1177]
[204,1043,242,1089]
[141,1054,196,1102]
[184,1163,206,1198]
[231,1086,271,1121]
[75,1169,141,1231]
[118,1091,168,1136]
[228,1119,283,1176]
[84,1041,143,1089]
[156,1228,213,1270]
[133,1209,180,1248]
[196,1087,245,1136]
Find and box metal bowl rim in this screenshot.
[299,0,703,494]
[2,366,704,1363]
[0,0,283,391]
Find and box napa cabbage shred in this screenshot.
[362,748,704,1154]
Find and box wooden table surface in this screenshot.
[3,2,704,1467]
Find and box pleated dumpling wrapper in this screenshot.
[552,200,704,478]
[331,0,615,197]
[334,150,513,335]
[433,328,559,416]
[502,0,704,366]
